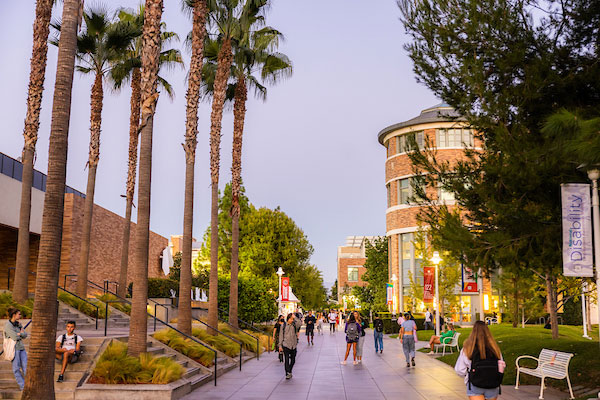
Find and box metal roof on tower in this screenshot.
[377,103,466,144]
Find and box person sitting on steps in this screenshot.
[55,320,83,383]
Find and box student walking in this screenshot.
[273,315,284,362]
[400,312,417,367]
[341,313,361,365]
[454,321,505,400]
[424,308,433,330]
[328,310,338,333]
[278,313,303,379]
[354,311,367,363]
[3,308,27,390]
[316,312,324,335]
[304,311,316,345]
[373,313,384,354]
[55,320,83,382]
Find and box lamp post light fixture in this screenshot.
[391,273,398,315]
[276,267,284,315]
[584,167,600,348]
[431,251,442,336]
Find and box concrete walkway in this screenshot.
[182,329,569,400]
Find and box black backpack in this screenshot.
[60,333,78,348]
[374,319,384,333]
[468,347,504,390]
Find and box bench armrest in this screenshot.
[515,355,539,369]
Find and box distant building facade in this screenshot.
[337,236,378,303]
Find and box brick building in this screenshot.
[337,236,377,303]
[0,152,168,295]
[377,103,499,323]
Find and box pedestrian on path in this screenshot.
[400,312,417,367]
[428,323,456,354]
[424,308,433,330]
[316,312,324,335]
[328,310,338,333]
[3,308,27,391]
[373,313,384,354]
[304,311,316,345]
[396,313,405,340]
[273,315,284,362]
[341,313,361,365]
[278,313,302,379]
[455,321,505,400]
[354,311,367,363]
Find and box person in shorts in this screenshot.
[304,311,316,345]
[55,321,83,382]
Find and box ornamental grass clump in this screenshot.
[90,340,183,384]
[191,327,239,357]
[96,293,132,315]
[0,292,34,319]
[58,291,107,319]
[153,329,214,367]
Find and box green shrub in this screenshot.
[129,279,179,298]
[191,328,239,357]
[58,291,107,319]
[153,329,214,367]
[96,293,131,315]
[90,340,183,384]
[0,292,34,319]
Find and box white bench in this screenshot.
[515,349,574,399]
[434,332,460,356]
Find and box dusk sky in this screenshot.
[0,0,438,288]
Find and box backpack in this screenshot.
[346,322,359,342]
[468,347,504,390]
[374,319,384,333]
[2,333,16,362]
[60,333,78,348]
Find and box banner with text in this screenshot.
[561,183,594,277]
[281,277,290,301]
[423,267,435,303]
[386,283,393,305]
[462,265,478,293]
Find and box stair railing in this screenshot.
[6,267,36,290]
[56,286,99,330]
[99,288,169,330]
[103,298,218,386]
[191,316,244,370]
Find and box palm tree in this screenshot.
[112,6,183,299]
[63,7,140,298]
[178,0,209,336]
[21,0,81,398]
[13,0,55,304]
[205,0,268,334]
[127,0,164,357]
[227,27,291,330]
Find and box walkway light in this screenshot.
[432,251,441,336]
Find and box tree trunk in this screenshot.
[76,73,104,298]
[118,68,142,299]
[21,0,79,398]
[208,38,233,334]
[128,0,163,358]
[229,76,247,332]
[512,277,518,328]
[13,0,54,304]
[545,273,559,340]
[585,284,592,332]
[178,0,207,336]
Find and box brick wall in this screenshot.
[0,226,39,291]
[337,256,367,298]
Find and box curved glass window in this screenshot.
[436,128,473,148]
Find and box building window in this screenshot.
[397,178,411,205]
[400,233,412,286]
[397,131,424,153]
[386,183,391,207]
[437,184,456,203]
[436,128,473,148]
[386,140,392,157]
[348,267,359,282]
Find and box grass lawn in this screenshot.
[415,324,599,392]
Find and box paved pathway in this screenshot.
[182,329,569,400]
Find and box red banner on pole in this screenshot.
[462,266,478,293]
[424,267,435,303]
[281,277,290,301]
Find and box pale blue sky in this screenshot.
[0,0,437,288]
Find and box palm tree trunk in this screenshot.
[118,68,142,298]
[128,0,164,358]
[178,0,207,336]
[229,76,247,332]
[13,0,54,304]
[76,73,104,298]
[208,37,233,334]
[21,0,80,398]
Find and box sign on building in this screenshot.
[386,283,393,305]
[281,277,290,301]
[423,267,435,303]
[462,265,478,292]
[561,184,594,277]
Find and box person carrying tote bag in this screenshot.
[3,308,28,391]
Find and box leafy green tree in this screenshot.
[398,0,600,339]
[217,275,277,323]
[360,237,389,311]
[330,279,338,301]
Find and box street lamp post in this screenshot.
[391,274,398,315]
[586,168,600,348]
[276,267,284,315]
[432,251,442,336]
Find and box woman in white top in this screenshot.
[455,321,505,400]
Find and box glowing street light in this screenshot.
[276,267,284,315]
[391,273,398,315]
[432,251,442,336]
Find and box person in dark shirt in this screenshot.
[373,313,384,354]
[304,311,317,345]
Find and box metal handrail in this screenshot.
[102,288,169,328]
[191,316,244,370]
[104,299,218,386]
[6,267,36,290]
[57,286,99,330]
[103,280,119,294]
[192,307,265,358]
